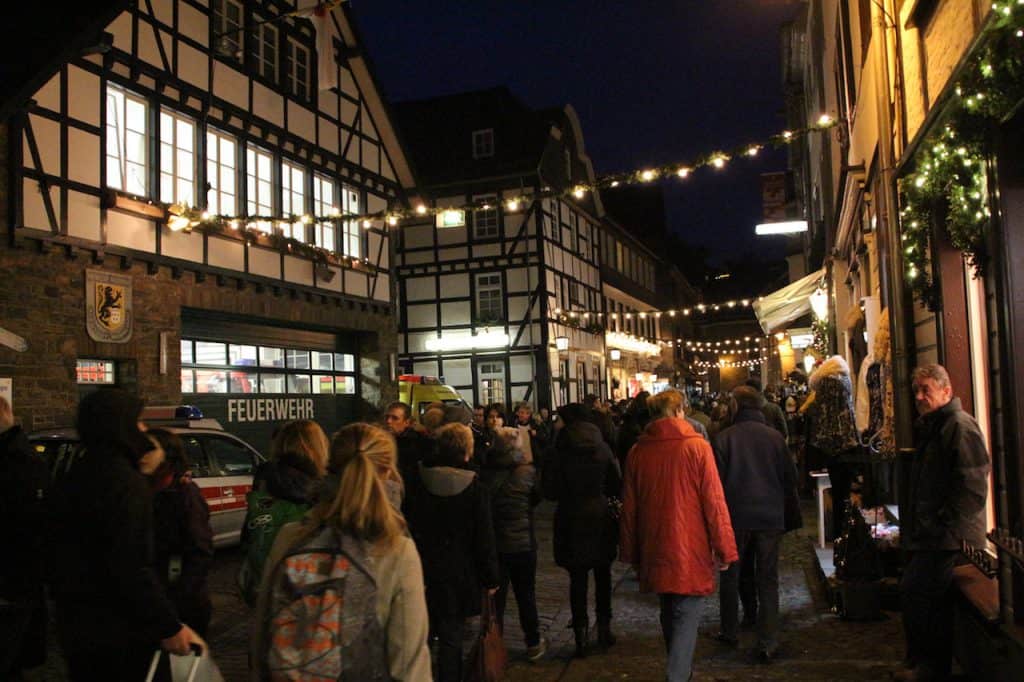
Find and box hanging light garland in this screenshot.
[899,2,1024,309]
[553,295,766,320]
[683,337,772,350]
[155,118,838,239]
[693,357,766,369]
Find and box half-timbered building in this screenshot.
[392,88,607,410]
[0,0,416,448]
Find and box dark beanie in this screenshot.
[76,388,152,462]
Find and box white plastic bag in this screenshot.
[148,648,225,682]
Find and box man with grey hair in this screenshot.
[713,385,797,661]
[896,364,990,681]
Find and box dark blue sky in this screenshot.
[351,0,805,265]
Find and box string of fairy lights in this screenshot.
[159,117,840,254]
[553,296,765,321]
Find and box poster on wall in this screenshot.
[85,269,133,343]
[0,378,11,408]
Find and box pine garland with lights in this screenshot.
[899,2,1024,309]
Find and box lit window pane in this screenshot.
[311,352,333,370]
[228,370,257,393]
[181,369,195,393]
[261,374,286,393]
[286,349,310,369]
[312,375,334,394]
[229,344,258,366]
[287,374,312,393]
[259,347,285,368]
[334,375,356,394]
[177,120,193,151]
[180,340,193,364]
[195,341,227,365]
[195,370,227,393]
[333,353,355,372]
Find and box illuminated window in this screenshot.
[246,145,274,232]
[473,194,498,239]
[340,185,361,258]
[159,110,196,206]
[76,359,115,385]
[206,129,237,215]
[313,174,337,250]
[105,86,148,196]
[280,160,307,241]
[476,273,503,321]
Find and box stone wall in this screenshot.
[0,242,397,430]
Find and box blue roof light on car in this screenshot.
[178,405,204,420]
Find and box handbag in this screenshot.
[463,592,507,682]
[147,646,225,682]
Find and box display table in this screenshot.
[810,470,832,548]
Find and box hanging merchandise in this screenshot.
[806,356,859,455]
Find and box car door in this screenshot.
[199,434,261,546]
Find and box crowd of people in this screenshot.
[0,359,989,681]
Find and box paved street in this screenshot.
[26,499,908,681]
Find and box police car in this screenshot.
[30,405,265,548]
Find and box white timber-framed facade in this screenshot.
[1,0,417,448]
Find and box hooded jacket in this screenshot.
[544,420,622,568]
[404,464,499,618]
[903,398,990,551]
[48,389,181,652]
[480,442,540,554]
[620,416,738,596]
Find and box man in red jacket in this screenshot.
[620,389,738,682]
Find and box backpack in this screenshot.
[260,525,387,681]
[237,488,309,607]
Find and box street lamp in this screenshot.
[555,336,569,351]
[609,349,621,361]
[809,287,829,321]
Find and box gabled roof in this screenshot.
[392,87,554,187]
[0,1,130,122]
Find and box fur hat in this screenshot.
[808,354,851,390]
[874,308,891,363]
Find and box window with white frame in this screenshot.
[478,361,505,407]
[473,194,498,239]
[476,273,503,321]
[280,160,307,241]
[472,128,494,159]
[313,174,338,250]
[212,0,244,61]
[159,110,196,206]
[105,86,148,196]
[246,145,274,233]
[255,21,278,83]
[285,37,311,100]
[206,129,237,215]
[340,185,361,257]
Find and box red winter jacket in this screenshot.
[620,416,738,596]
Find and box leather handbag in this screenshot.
[464,592,507,682]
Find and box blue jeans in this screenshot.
[658,594,703,682]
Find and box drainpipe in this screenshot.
[875,0,915,450]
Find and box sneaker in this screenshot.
[527,636,549,662]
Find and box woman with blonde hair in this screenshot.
[238,420,329,606]
[253,423,430,681]
[329,421,404,510]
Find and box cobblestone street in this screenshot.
[26,499,909,680]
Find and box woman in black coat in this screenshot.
[543,403,622,657]
[404,422,499,682]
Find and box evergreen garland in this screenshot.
[899,3,1024,309]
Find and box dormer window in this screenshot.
[472,129,494,159]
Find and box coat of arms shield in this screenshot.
[86,270,133,343]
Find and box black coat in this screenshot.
[49,443,181,653]
[480,445,540,555]
[903,398,990,551]
[395,427,432,496]
[544,421,622,569]
[152,479,214,635]
[0,425,49,669]
[712,409,797,531]
[405,465,500,619]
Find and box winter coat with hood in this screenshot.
[48,389,181,654]
[712,408,797,531]
[544,420,622,569]
[480,438,540,555]
[903,397,990,551]
[806,355,859,455]
[404,463,499,618]
[620,416,738,596]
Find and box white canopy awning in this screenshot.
[752,267,826,334]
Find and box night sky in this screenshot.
[351,0,806,267]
